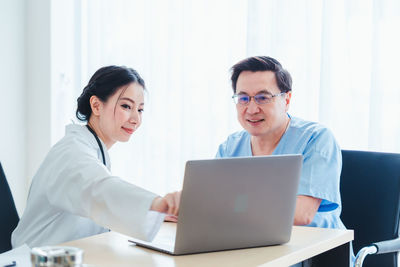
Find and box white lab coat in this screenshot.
[12,124,164,248]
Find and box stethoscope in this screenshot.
[86,125,106,166]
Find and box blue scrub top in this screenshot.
[216,115,345,229]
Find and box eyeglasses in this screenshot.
[232,92,285,105]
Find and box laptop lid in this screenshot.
[130,154,302,255]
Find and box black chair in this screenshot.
[340,150,400,267]
[0,162,20,253]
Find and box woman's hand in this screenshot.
[150,191,181,218]
[164,215,178,222]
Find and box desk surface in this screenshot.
[61,223,353,267]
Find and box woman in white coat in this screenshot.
[12,66,180,247]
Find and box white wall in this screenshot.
[25,0,52,184]
[0,0,27,215]
[0,0,53,215]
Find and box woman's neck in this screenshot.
[87,118,114,149]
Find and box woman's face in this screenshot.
[94,82,145,148]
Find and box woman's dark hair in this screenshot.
[230,56,292,93]
[76,65,145,121]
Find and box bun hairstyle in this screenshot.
[76,65,145,122]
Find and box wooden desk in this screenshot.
[61,223,353,267]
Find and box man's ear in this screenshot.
[285,91,292,112]
[89,95,102,116]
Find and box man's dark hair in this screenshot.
[230,56,292,93]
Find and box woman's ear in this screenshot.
[89,95,102,116]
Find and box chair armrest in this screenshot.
[354,238,400,267]
[354,245,377,267]
[373,237,400,254]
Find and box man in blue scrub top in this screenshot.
[216,56,345,230]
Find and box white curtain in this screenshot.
[247,0,400,153]
[52,0,400,195]
[77,0,246,194]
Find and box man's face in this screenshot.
[235,71,291,138]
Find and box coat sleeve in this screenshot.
[44,141,163,241]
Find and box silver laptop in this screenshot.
[129,154,302,255]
